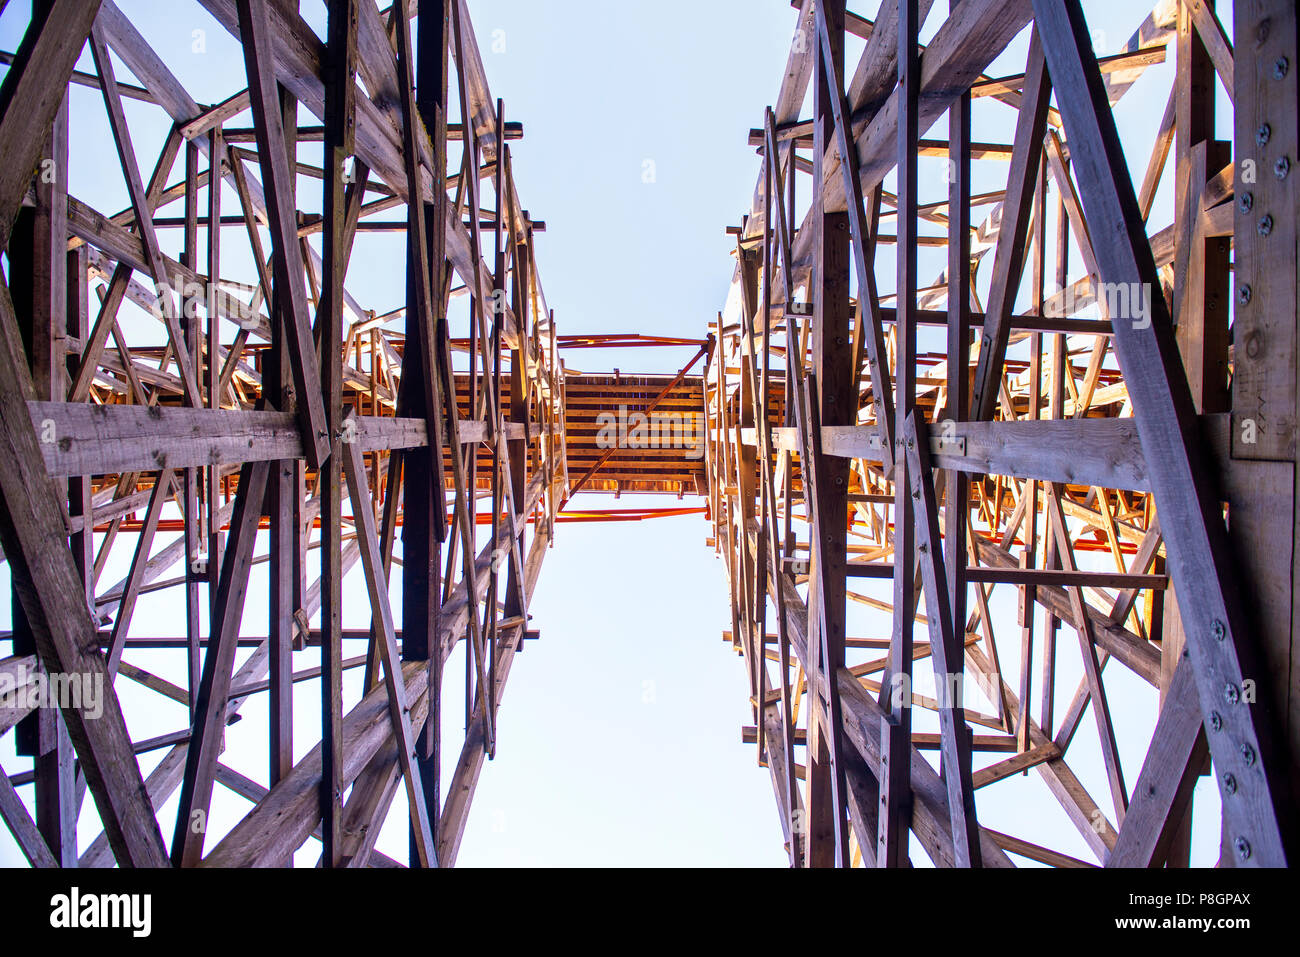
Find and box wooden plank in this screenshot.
[820,418,1150,491]
[29,402,428,476]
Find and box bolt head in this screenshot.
[1235,837,1252,861]
[1239,191,1254,213]
[1259,215,1274,237]
[1224,683,1241,705]
[1223,773,1237,795]
[1238,284,1253,306]
[1211,619,1226,641]
[1241,742,1257,767]
[1273,56,1289,80]
[1275,156,1291,180]
[1256,123,1272,146]
[1210,711,1223,732]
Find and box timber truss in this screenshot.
[0,0,1297,871]
[0,0,567,868]
[706,0,1299,867]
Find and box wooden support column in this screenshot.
[506,228,530,620]
[319,0,359,868]
[946,0,972,762]
[904,414,981,865]
[405,0,450,865]
[879,0,919,869]
[8,58,77,864]
[804,0,852,869]
[1229,0,1300,819]
[267,49,301,828]
[1163,0,1228,865]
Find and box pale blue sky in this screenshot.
[1,0,1232,867]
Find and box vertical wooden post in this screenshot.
[10,59,77,864]
[879,0,919,868]
[269,71,298,802]
[1229,0,1300,846]
[320,0,358,868]
[405,0,450,862]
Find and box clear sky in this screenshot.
[0,0,1233,867]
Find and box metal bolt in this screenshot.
[1224,683,1241,705]
[1239,191,1254,213]
[919,543,929,554]
[1258,215,1274,237]
[1223,773,1237,795]
[1235,837,1252,861]
[1210,711,1223,732]
[1256,123,1272,146]
[1211,619,1226,641]
[1276,156,1291,181]
[1238,284,1253,306]
[1241,742,1256,767]
[1273,56,1289,80]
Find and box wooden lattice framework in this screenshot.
[706,0,1298,868]
[0,0,1296,869]
[0,0,567,868]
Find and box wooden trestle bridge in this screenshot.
[0,0,1296,868]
